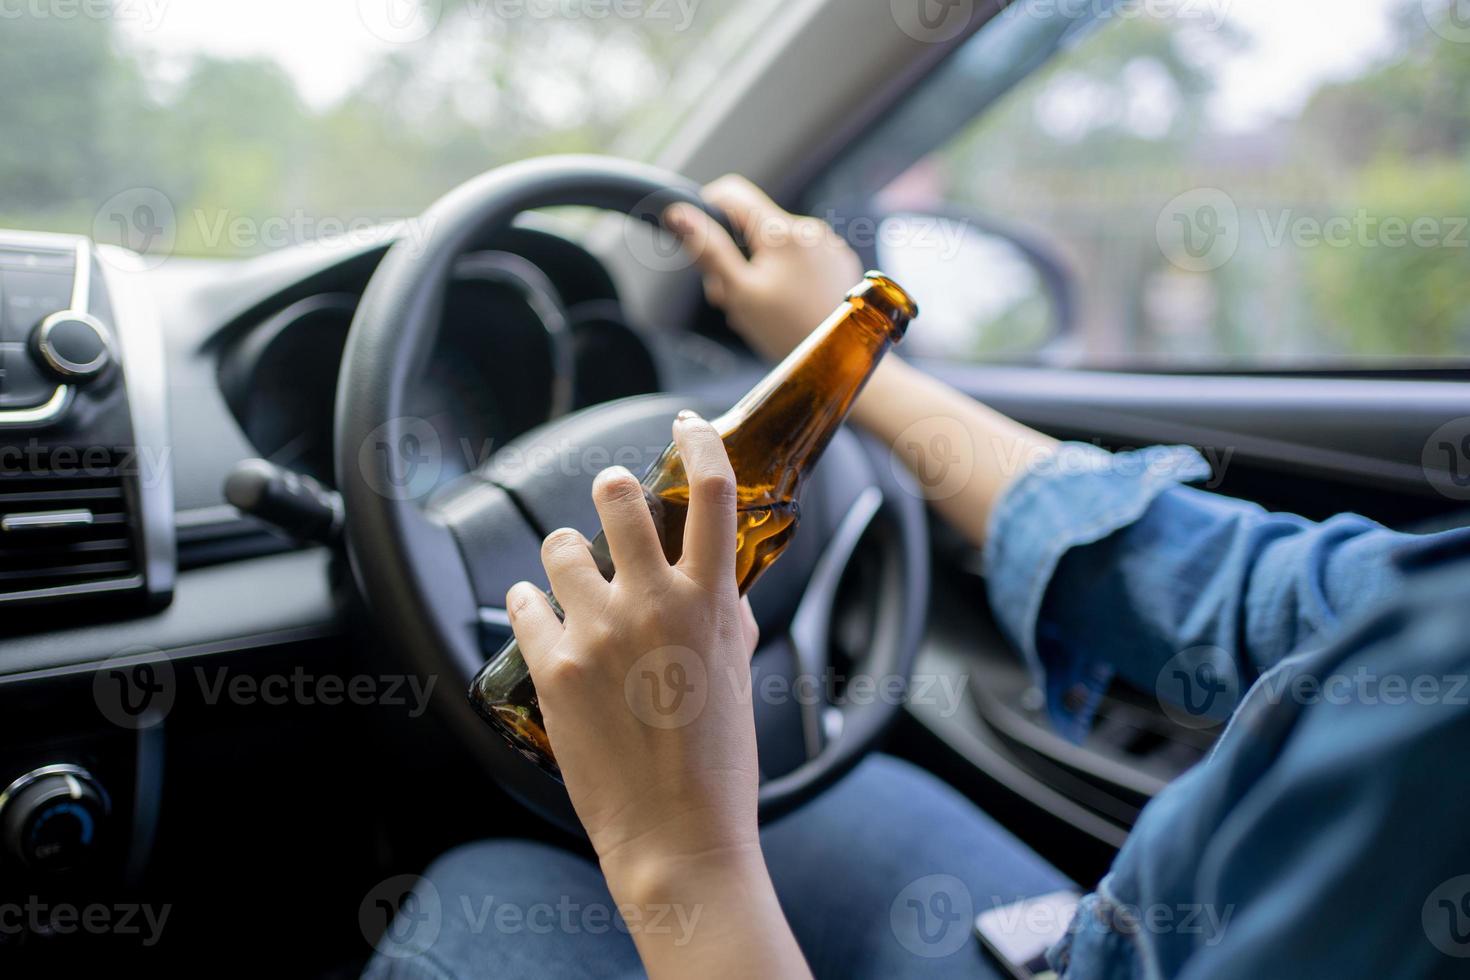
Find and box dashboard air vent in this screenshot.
[0,453,142,601]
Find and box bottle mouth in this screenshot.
[846,272,919,340]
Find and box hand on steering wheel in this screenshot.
[665,174,863,363]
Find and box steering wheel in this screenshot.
[336,156,929,832]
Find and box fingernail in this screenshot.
[676,409,702,423]
[664,204,690,232]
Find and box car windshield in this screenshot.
[0,0,774,258]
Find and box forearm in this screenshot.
[854,358,1056,548]
[605,846,811,980]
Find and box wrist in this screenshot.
[602,839,810,979]
[601,839,769,910]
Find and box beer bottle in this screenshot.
[468,272,918,777]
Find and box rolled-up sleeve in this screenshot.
[981,443,1439,742]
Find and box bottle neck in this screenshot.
[711,300,895,503]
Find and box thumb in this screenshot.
[664,203,749,300]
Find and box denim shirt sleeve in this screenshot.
[1049,556,1470,980]
[982,443,1424,742]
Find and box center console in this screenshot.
[0,232,174,616]
[0,232,176,959]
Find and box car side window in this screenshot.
[811,1,1470,369]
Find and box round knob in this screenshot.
[0,766,110,873]
[31,311,113,381]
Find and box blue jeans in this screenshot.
[364,755,1072,979]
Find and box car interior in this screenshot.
[2,0,1466,973]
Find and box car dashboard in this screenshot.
[184,220,667,562]
[0,217,747,965]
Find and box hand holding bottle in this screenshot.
[509,415,758,868]
[506,414,810,979]
[469,273,915,769]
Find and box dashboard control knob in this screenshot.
[31,311,113,382]
[0,765,110,873]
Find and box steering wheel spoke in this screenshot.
[788,485,884,760]
[430,476,546,614]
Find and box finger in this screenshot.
[740,596,759,656]
[672,411,738,588]
[506,582,564,670]
[590,466,667,580]
[701,272,727,310]
[540,528,607,614]
[702,174,788,250]
[664,203,748,296]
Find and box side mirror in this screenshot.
[866,209,1075,362]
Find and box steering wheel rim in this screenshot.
[335,155,929,832]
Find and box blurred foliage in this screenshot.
[1304,162,1470,356]
[914,1,1470,364]
[0,0,760,255]
[1291,8,1470,357]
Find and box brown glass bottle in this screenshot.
[468,272,918,777]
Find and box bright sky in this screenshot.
[115,0,1406,119]
[1208,0,1400,130]
[118,0,436,108]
